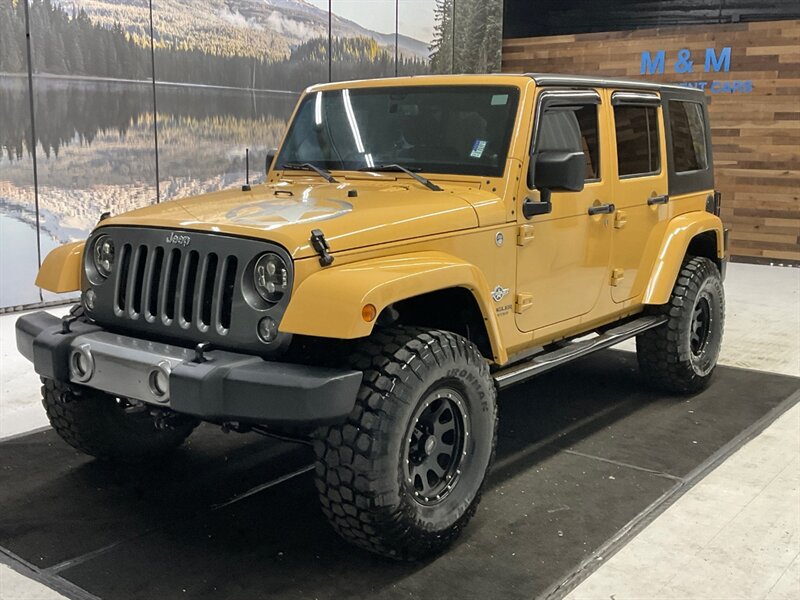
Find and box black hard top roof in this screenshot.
[524,73,704,95]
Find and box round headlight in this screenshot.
[93,235,115,278]
[253,253,289,303]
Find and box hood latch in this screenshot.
[310,229,334,267]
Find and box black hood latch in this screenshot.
[310,229,334,267]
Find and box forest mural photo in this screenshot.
[0,0,503,308]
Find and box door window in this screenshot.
[535,104,600,182]
[669,100,708,172]
[614,105,660,177]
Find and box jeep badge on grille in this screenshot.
[165,232,191,246]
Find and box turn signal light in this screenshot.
[362,304,377,322]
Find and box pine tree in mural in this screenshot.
[430,0,454,73]
[430,0,502,75]
[0,0,27,73]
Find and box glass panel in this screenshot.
[151,0,315,201]
[614,105,660,177]
[536,105,599,180]
[25,0,157,304]
[0,1,42,308]
[276,85,519,176]
[669,101,708,173]
[576,105,601,180]
[155,88,297,200]
[398,0,447,76]
[453,0,503,73]
[330,0,397,81]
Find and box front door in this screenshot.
[515,88,613,333]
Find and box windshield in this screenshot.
[276,85,520,177]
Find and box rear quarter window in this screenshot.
[669,100,709,173]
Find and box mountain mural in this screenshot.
[53,0,431,60]
[1,0,503,308]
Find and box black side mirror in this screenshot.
[265,148,278,175]
[523,151,586,219]
[533,151,585,192]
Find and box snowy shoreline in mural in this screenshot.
[0,75,297,238]
[0,0,502,307]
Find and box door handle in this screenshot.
[647,194,669,206]
[588,203,615,216]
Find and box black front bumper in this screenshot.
[16,312,362,426]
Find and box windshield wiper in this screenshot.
[281,162,338,183]
[357,164,442,191]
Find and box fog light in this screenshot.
[257,316,278,343]
[148,361,171,402]
[70,344,94,382]
[84,289,96,311]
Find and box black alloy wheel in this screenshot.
[690,293,713,357]
[404,388,469,506]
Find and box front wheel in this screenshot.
[637,256,725,393]
[42,378,198,462]
[313,327,497,560]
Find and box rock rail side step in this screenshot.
[494,315,668,390]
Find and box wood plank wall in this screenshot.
[502,20,800,264]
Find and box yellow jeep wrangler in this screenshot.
[16,74,727,560]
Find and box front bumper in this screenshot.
[16,312,362,426]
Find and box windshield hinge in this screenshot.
[515,293,534,314]
[517,224,535,246]
[310,229,334,267]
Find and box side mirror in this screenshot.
[265,148,278,175]
[533,151,585,193]
[523,151,586,219]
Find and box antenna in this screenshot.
[242,148,251,191]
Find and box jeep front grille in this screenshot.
[114,244,237,334]
[83,226,293,356]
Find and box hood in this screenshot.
[101,180,485,259]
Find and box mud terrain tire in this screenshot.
[313,327,497,560]
[637,256,725,393]
[42,378,198,462]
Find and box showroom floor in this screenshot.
[0,262,798,600]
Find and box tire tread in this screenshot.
[42,378,197,461]
[314,326,497,560]
[637,256,725,393]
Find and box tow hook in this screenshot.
[193,342,213,363]
[151,408,189,431]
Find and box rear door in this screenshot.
[514,88,613,333]
[608,91,669,303]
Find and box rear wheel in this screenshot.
[42,378,198,462]
[636,256,725,393]
[313,327,497,560]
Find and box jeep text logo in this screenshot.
[165,232,191,246]
[639,47,753,94]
